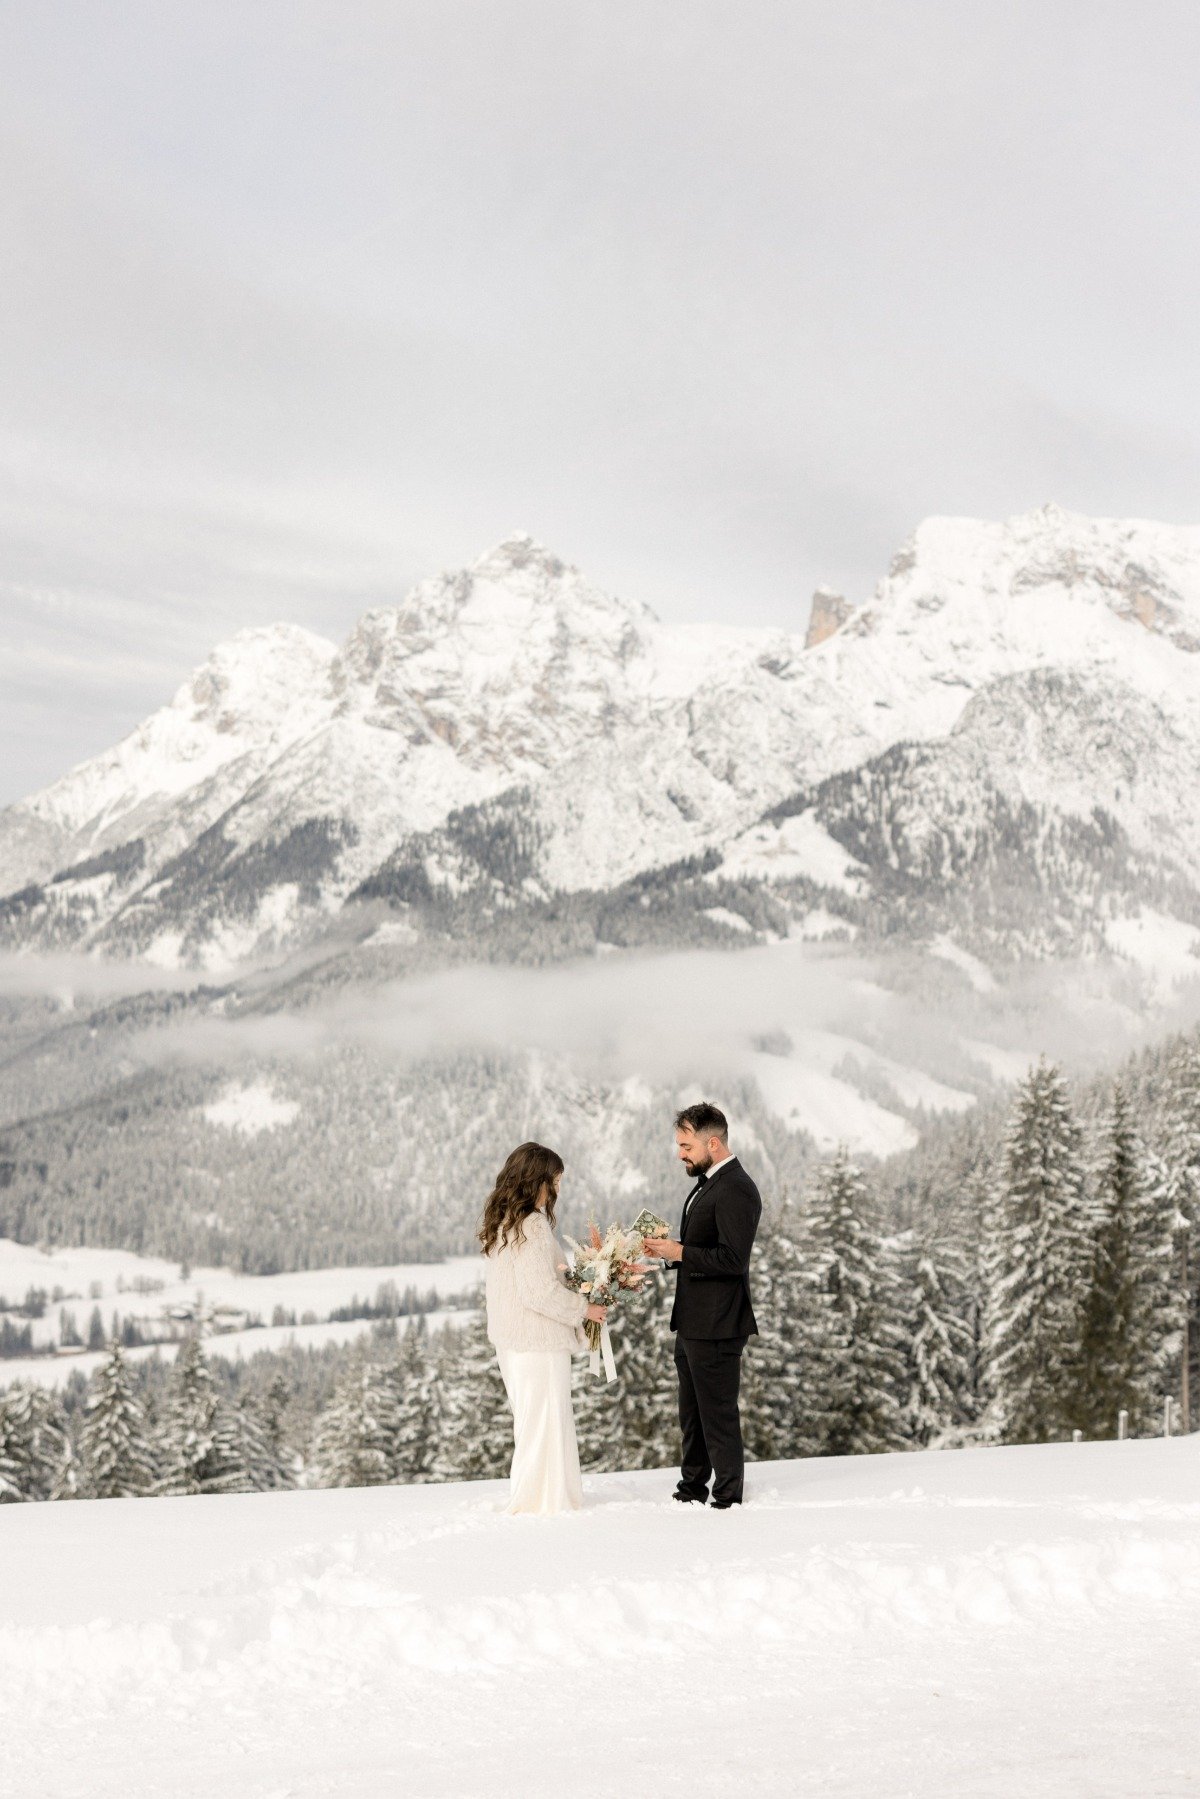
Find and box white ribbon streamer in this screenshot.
[589,1321,618,1383]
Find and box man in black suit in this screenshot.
[642,1102,761,1508]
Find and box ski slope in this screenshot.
[3,1437,1199,1797]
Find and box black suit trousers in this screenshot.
[674,1333,749,1505]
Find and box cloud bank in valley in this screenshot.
[0,949,210,1001]
[3,937,1188,1135]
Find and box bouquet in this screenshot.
[563,1220,654,1380]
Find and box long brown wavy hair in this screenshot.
[478,1141,565,1255]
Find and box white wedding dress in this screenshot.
[484,1209,588,1515]
[496,1348,583,1514]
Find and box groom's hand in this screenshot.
[643,1237,683,1263]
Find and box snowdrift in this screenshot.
[4,1436,1199,1797]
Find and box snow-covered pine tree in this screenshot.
[423,1327,458,1483]
[740,1217,782,1464]
[234,1391,292,1491]
[741,1206,830,1462]
[1163,1036,1200,1219]
[26,1389,68,1499]
[385,1320,437,1484]
[80,1340,157,1499]
[571,1342,626,1473]
[155,1335,249,1496]
[0,1385,69,1503]
[310,1346,399,1489]
[1072,1072,1158,1439]
[1140,1147,1187,1411]
[963,1164,1003,1431]
[986,1058,1091,1444]
[0,1396,27,1502]
[900,1235,973,1447]
[428,1311,512,1483]
[50,1429,82,1500]
[603,1269,678,1472]
[1162,1036,1200,1427]
[806,1149,905,1456]
[258,1370,298,1485]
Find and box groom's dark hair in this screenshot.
[674,1101,728,1140]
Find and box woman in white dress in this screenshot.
[480,1142,609,1515]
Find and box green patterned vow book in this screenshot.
[630,1208,670,1239]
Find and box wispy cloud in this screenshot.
[2,3,1199,804]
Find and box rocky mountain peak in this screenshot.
[469,532,573,584]
[185,624,338,732]
[332,535,659,735]
[846,505,1200,665]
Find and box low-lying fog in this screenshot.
[4,929,1199,1155]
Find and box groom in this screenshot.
[643,1102,762,1508]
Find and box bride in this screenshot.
[480,1141,609,1515]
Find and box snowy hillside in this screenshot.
[739,665,1200,958]
[4,1436,1198,1797]
[5,506,1200,967]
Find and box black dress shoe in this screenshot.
[673,1490,707,1504]
[710,1499,741,1509]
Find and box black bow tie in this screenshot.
[693,1170,709,1185]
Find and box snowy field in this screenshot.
[0,1239,482,1321]
[4,1436,1199,1798]
[0,1306,475,1391]
[0,1239,481,1386]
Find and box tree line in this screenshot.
[2,1038,1193,1502]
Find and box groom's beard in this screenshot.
[682,1156,713,1177]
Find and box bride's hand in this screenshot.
[584,1302,609,1324]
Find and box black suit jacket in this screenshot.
[669,1157,762,1340]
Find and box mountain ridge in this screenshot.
[4,506,1200,969]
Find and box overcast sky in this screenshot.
[2,1,1198,804]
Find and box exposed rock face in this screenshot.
[805,587,853,648]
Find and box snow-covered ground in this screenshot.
[0,1240,481,1385]
[749,1022,977,1157]
[1105,908,1200,998]
[752,1051,921,1155]
[201,1079,302,1134]
[0,1240,481,1321]
[4,1436,1198,1797]
[719,806,869,890]
[0,1307,474,1392]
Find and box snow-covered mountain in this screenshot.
[0,625,339,897]
[0,623,341,962]
[4,505,1200,968]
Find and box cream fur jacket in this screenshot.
[484,1209,589,1353]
